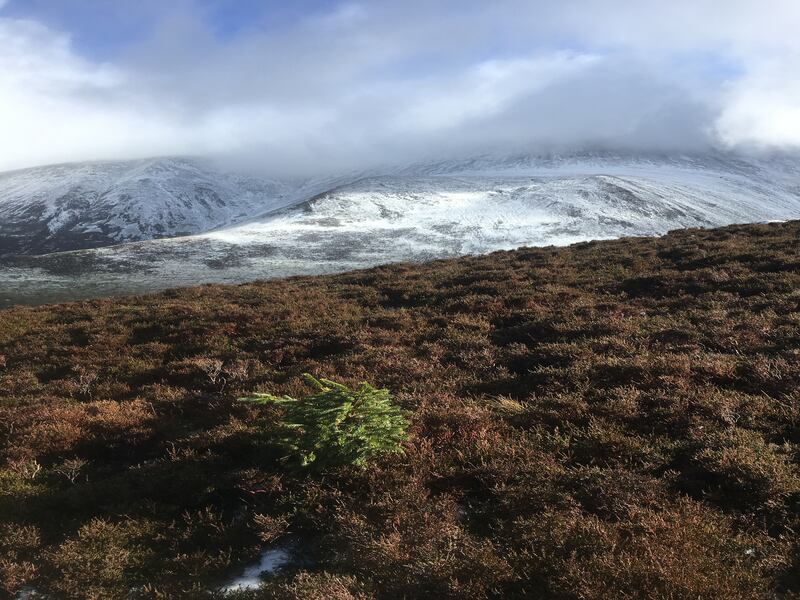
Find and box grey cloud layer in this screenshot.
[1,0,799,173]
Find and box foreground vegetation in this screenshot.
[1,220,799,599]
[240,374,409,471]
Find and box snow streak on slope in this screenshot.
[1,152,799,307]
[0,157,294,254]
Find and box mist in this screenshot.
[2,0,800,176]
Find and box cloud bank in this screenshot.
[1,0,800,174]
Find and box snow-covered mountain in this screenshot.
[203,151,800,259]
[2,151,799,307]
[0,157,296,255]
[3,151,798,257]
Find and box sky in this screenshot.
[1,0,800,175]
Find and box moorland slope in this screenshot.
[1,221,799,598]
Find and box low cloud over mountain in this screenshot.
[1,1,800,175]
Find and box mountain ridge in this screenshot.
[2,150,800,256]
[0,157,295,255]
[2,151,800,306]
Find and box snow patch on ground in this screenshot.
[14,588,45,599]
[219,545,293,593]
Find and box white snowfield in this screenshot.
[1,151,799,307]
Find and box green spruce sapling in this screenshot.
[240,374,409,470]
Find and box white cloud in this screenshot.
[1,1,799,174]
[716,54,800,149]
[389,54,601,134]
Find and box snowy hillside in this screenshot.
[0,157,296,254]
[2,151,800,307]
[3,151,797,259]
[200,152,800,258]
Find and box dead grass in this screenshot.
[1,221,800,598]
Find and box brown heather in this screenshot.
[0,220,799,599]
